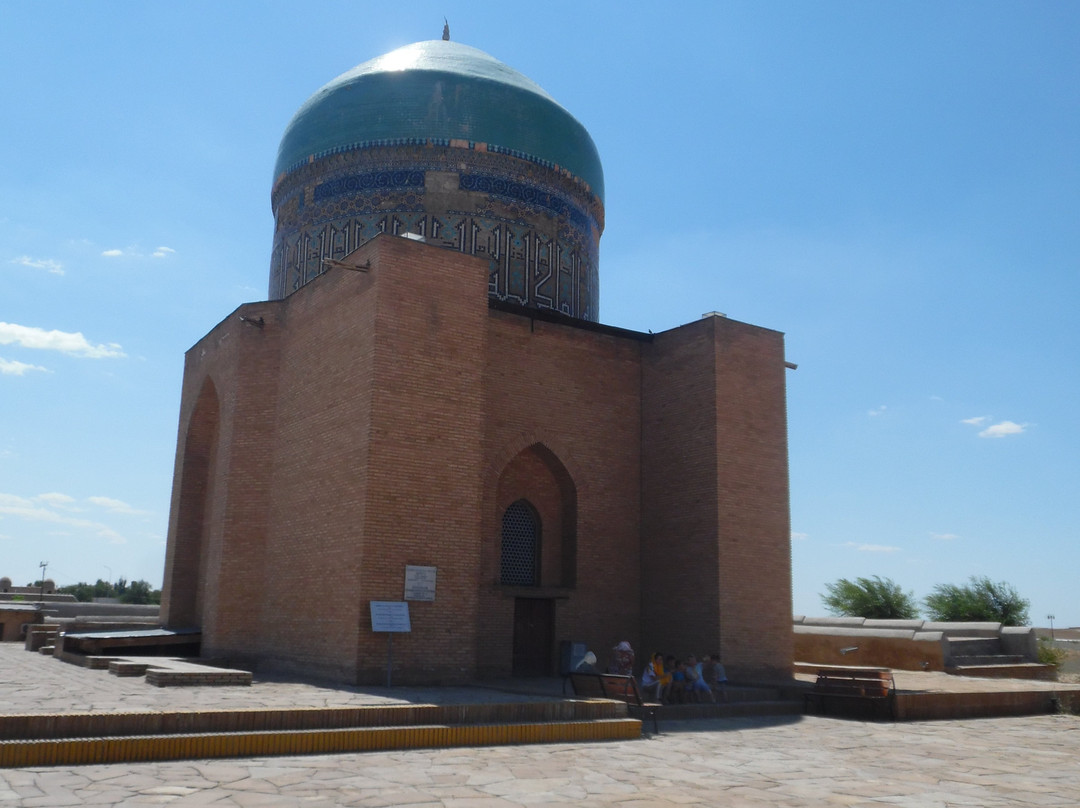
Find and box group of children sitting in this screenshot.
[596,642,728,704]
[640,651,728,703]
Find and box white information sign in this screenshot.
[370,601,411,633]
[404,565,437,601]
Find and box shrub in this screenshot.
[923,576,1030,626]
[1038,638,1066,668]
[821,576,919,619]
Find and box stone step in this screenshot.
[145,668,253,687]
[0,719,642,768]
[946,662,1057,681]
[646,685,784,704]
[951,654,1025,666]
[108,660,150,677]
[0,700,630,740]
[652,700,803,722]
[948,638,1003,656]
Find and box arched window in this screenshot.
[501,499,540,586]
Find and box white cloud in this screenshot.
[0,322,125,359]
[979,420,1026,439]
[0,492,127,545]
[931,532,959,541]
[102,245,176,259]
[844,541,901,553]
[961,416,988,426]
[96,526,128,544]
[791,531,809,541]
[10,256,64,275]
[0,357,48,376]
[36,493,78,510]
[88,496,146,515]
[868,405,887,417]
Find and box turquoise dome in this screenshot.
[274,40,604,202]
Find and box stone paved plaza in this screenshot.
[3,646,1080,806]
[3,713,1079,806]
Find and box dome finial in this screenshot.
[442,18,450,41]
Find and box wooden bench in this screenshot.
[566,672,660,734]
[804,665,896,719]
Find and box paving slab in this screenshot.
[0,644,556,715]
[4,644,1080,805]
[5,713,1080,806]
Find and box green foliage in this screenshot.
[57,578,161,605]
[120,579,158,605]
[821,576,919,619]
[58,579,114,602]
[58,582,94,601]
[1037,638,1066,668]
[923,576,1030,626]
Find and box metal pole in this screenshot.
[387,633,393,688]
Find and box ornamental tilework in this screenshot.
[270,144,602,321]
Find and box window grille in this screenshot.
[501,500,539,585]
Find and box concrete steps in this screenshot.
[646,684,802,721]
[652,699,803,721]
[946,662,1057,681]
[946,636,1053,680]
[0,719,641,768]
[0,699,642,768]
[950,654,1026,666]
[948,638,1002,656]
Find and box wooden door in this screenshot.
[512,598,553,676]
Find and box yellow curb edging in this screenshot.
[0,719,641,768]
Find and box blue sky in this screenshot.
[1,2,1077,626]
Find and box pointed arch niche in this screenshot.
[495,443,577,589]
[162,377,220,629]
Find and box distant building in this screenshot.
[160,39,794,684]
[0,576,55,597]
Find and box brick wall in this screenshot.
[640,315,793,682]
[711,316,793,682]
[640,319,723,663]
[352,236,488,684]
[479,310,644,677]
[160,236,792,685]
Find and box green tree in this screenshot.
[923,576,1030,626]
[57,578,160,604]
[93,579,117,599]
[57,582,95,602]
[119,579,160,605]
[821,576,919,619]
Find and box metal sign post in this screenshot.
[370,601,411,687]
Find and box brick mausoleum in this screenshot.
[160,37,794,685]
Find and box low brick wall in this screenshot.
[794,618,1042,673]
[894,689,1060,720]
[794,625,946,671]
[145,669,252,687]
